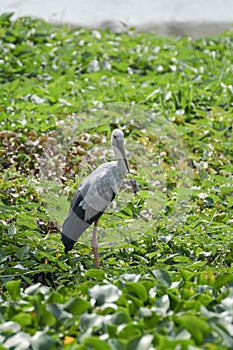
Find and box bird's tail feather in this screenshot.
[61,209,90,252]
[61,234,75,253]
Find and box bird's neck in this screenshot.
[113,146,127,177]
[117,157,127,173]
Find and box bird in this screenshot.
[61,129,130,268]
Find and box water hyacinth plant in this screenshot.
[0,12,233,350]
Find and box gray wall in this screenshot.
[0,0,232,37]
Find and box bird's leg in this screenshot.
[91,219,100,268]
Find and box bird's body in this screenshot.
[61,129,129,267]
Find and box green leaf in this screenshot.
[46,290,65,304]
[152,269,171,287]
[125,282,148,303]
[157,334,195,349]
[0,12,14,25]
[110,311,131,325]
[84,269,105,281]
[3,332,31,350]
[175,314,210,345]
[0,321,21,334]
[44,306,57,327]
[117,324,142,340]
[8,224,17,237]
[127,335,153,350]
[156,295,170,313]
[215,273,233,289]
[80,313,104,330]
[83,337,112,350]
[15,244,30,260]
[5,280,21,301]
[47,303,72,322]
[25,283,49,296]
[12,313,32,328]
[64,297,90,315]
[89,284,122,305]
[210,321,233,348]
[31,332,56,350]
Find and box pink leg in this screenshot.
[91,220,100,268]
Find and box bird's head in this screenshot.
[111,129,130,173]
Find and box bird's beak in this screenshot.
[117,140,130,173]
[124,157,130,173]
[124,158,130,173]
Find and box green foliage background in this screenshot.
[0,13,233,350]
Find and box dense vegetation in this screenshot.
[0,12,232,350]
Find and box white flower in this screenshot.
[92,30,101,39]
[31,94,45,104]
[102,61,112,71]
[87,59,100,73]
[140,208,153,221]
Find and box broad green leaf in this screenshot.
[89,284,122,305]
[46,290,65,304]
[25,283,49,296]
[175,314,211,345]
[84,269,105,281]
[12,313,32,328]
[125,282,148,303]
[156,294,170,313]
[38,303,56,327]
[110,311,131,325]
[152,269,171,287]
[197,270,216,287]
[0,321,21,334]
[3,332,31,350]
[209,321,233,348]
[64,297,90,315]
[127,334,153,350]
[215,273,233,289]
[47,303,72,322]
[117,324,142,340]
[5,280,21,301]
[83,337,112,350]
[157,334,195,349]
[80,313,104,330]
[15,244,30,260]
[31,332,56,350]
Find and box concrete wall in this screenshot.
[0,0,232,37]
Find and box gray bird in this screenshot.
[61,129,130,268]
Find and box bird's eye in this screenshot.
[113,135,117,139]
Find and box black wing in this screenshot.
[61,187,115,253]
